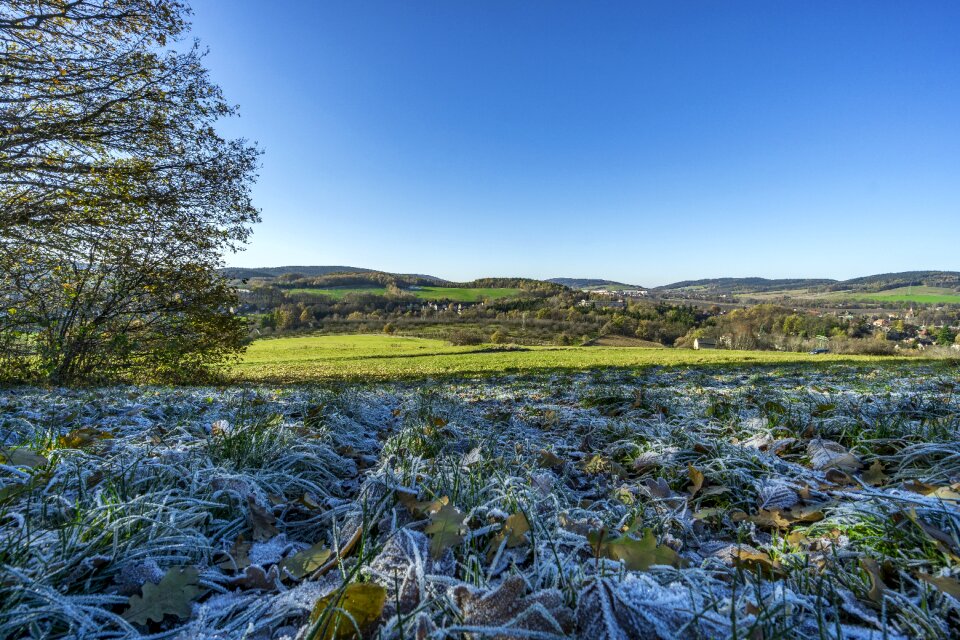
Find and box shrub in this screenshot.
[448,329,484,346]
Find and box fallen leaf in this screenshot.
[905,509,959,553]
[589,528,682,570]
[747,509,792,529]
[501,512,530,548]
[860,558,886,603]
[785,504,826,523]
[825,468,855,485]
[217,536,252,572]
[452,575,573,636]
[0,447,48,468]
[247,497,279,541]
[281,542,332,579]
[299,493,324,511]
[732,547,783,578]
[928,485,960,504]
[228,564,280,591]
[917,572,960,599]
[693,507,724,520]
[862,461,888,486]
[310,583,387,639]
[57,428,113,449]
[424,503,465,558]
[537,449,565,469]
[123,566,202,625]
[687,464,704,496]
[461,447,483,467]
[396,490,448,518]
[808,438,861,472]
[640,478,675,499]
[700,485,730,497]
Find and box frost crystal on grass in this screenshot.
[1,367,958,638]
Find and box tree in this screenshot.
[935,326,956,346]
[0,1,260,383]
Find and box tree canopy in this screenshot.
[0,0,260,383]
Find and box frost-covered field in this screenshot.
[1,366,959,639]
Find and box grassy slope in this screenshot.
[284,286,520,302]
[747,285,960,305]
[852,286,960,304]
[234,334,901,382]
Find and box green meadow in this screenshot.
[234,333,899,383]
[852,286,960,305]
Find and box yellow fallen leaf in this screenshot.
[501,512,530,547]
[687,464,704,497]
[57,427,113,449]
[281,542,332,579]
[310,583,387,639]
[396,490,448,517]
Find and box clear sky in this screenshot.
[190,1,959,286]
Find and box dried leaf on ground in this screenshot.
[397,490,448,517]
[247,496,279,541]
[860,558,886,603]
[732,548,784,579]
[862,461,888,486]
[310,582,387,639]
[687,464,704,496]
[589,528,682,570]
[123,566,202,625]
[0,447,47,468]
[537,449,565,469]
[453,575,573,638]
[57,427,113,449]
[917,572,960,599]
[217,536,252,572]
[807,438,861,472]
[425,503,465,558]
[228,564,280,591]
[502,512,530,547]
[281,542,332,579]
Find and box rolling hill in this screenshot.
[548,278,644,290]
[222,265,447,283]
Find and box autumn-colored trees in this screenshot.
[0,1,259,382]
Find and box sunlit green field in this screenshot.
[852,286,960,305]
[234,334,899,382]
[284,286,520,301]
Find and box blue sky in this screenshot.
[191,1,959,286]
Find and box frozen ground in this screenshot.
[1,365,959,639]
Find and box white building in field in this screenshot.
[693,338,717,350]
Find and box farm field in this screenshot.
[851,286,960,305]
[746,286,960,306]
[285,286,521,302]
[234,334,900,383]
[3,366,959,638]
